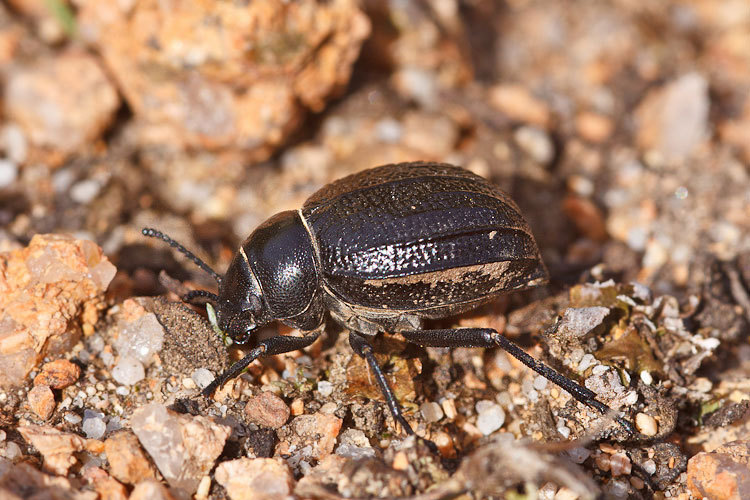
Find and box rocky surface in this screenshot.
[1,1,750,499]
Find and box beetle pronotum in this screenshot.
[144,162,634,438]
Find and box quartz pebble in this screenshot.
[476,402,505,435]
[112,356,145,386]
[420,402,444,423]
[635,413,658,437]
[191,368,215,389]
[335,429,376,459]
[114,312,165,364]
[104,430,158,485]
[317,380,333,397]
[215,457,294,500]
[82,409,106,440]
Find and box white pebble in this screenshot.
[578,353,596,372]
[82,410,106,439]
[111,356,145,386]
[317,380,333,397]
[3,441,21,460]
[635,413,658,436]
[591,364,609,376]
[643,459,657,475]
[420,402,444,423]
[115,386,129,396]
[476,403,505,435]
[0,124,27,164]
[0,159,17,188]
[70,179,102,204]
[64,413,82,424]
[191,368,215,390]
[533,375,548,391]
[514,126,554,164]
[375,118,403,143]
[566,446,591,464]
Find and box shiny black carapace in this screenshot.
[144,162,633,436]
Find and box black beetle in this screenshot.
[144,161,633,436]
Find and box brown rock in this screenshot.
[76,0,370,157]
[277,412,342,460]
[215,458,294,500]
[562,196,608,242]
[27,384,55,420]
[18,424,87,475]
[129,479,176,500]
[104,430,158,485]
[576,112,614,143]
[0,462,88,500]
[488,84,550,127]
[82,466,128,500]
[4,51,119,156]
[687,443,750,500]
[34,359,81,389]
[244,391,290,429]
[0,234,116,389]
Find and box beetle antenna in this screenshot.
[183,289,220,304]
[142,227,222,283]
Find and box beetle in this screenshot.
[144,161,634,437]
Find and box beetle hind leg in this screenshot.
[348,331,438,452]
[399,328,635,435]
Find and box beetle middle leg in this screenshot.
[203,332,321,397]
[349,331,438,452]
[399,328,636,434]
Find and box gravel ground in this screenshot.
[1,1,750,499]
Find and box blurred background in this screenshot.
[0,0,747,299]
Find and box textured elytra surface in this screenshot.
[302,162,547,310]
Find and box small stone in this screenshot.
[554,487,580,500]
[688,440,750,500]
[215,458,294,500]
[82,409,106,439]
[610,452,632,476]
[195,475,211,500]
[104,430,158,485]
[316,380,333,397]
[190,368,215,390]
[33,359,81,389]
[578,353,597,372]
[0,159,17,189]
[131,403,230,495]
[576,111,614,143]
[70,179,102,205]
[489,84,550,127]
[4,441,22,460]
[244,392,290,429]
[114,308,165,365]
[28,385,55,420]
[279,413,343,460]
[420,402,444,423]
[533,376,548,391]
[635,413,658,437]
[335,429,375,459]
[476,403,505,435]
[640,371,653,385]
[18,424,86,475]
[129,479,174,500]
[566,447,591,464]
[442,398,457,420]
[111,356,145,386]
[557,308,610,340]
[514,126,554,165]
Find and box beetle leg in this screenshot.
[202,333,320,398]
[400,328,635,435]
[349,331,438,452]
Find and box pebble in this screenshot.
[489,84,550,127]
[317,380,333,397]
[635,413,658,437]
[104,430,158,485]
[576,111,614,143]
[533,375,548,391]
[131,403,230,494]
[244,391,290,429]
[0,158,17,188]
[335,429,376,459]
[514,126,554,165]
[566,447,591,464]
[28,384,56,420]
[111,356,145,386]
[0,124,28,164]
[420,401,444,423]
[442,398,457,420]
[4,441,22,460]
[640,370,653,385]
[215,457,294,500]
[115,312,165,364]
[642,459,657,475]
[687,440,750,500]
[70,179,102,204]
[476,402,505,435]
[18,424,86,474]
[64,413,82,425]
[33,359,81,389]
[82,409,106,439]
[554,487,580,500]
[609,452,632,476]
[192,368,215,390]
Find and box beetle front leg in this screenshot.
[203,333,320,398]
[399,328,635,435]
[349,331,438,452]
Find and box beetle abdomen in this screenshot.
[302,162,547,311]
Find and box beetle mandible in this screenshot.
[144,161,634,436]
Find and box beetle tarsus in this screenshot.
[400,327,636,435]
[202,333,321,398]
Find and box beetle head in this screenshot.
[216,248,267,344]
